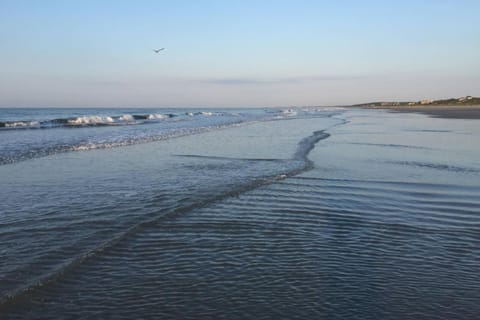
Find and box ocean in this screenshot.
[1,107,479,319]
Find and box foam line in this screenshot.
[0,127,333,311]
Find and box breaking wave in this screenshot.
[0,108,343,165]
[0,121,41,128]
[0,111,224,130]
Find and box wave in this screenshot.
[281,109,298,116]
[0,111,221,131]
[1,108,341,131]
[0,109,344,165]
[118,114,134,121]
[0,128,331,312]
[185,111,219,116]
[0,121,41,128]
[294,130,330,162]
[67,116,115,125]
[0,128,210,165]
[0,115,263,165]
[132,113,174,120]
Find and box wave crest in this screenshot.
[67,116,115,126]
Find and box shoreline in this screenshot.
[357,105,480,119]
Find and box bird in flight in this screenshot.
[153,48,165,53]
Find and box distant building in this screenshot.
[420,99,431,105]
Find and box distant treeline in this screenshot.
[352,96,480,107]
[428,97,480,105]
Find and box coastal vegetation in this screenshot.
[352,96,480,108]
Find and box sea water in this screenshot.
[1,107,479,319]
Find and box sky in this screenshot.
[0,0,479,107]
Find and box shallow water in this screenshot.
[1,108,479,319]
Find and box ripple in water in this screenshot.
[1,109,480,320]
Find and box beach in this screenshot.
[1,107,480,319]
[3,0,480,318]
[361,105,480,119]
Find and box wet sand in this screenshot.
[361,105,480,119]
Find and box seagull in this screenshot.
[153,48,165,53]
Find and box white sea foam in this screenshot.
[147,114,165,120]
[68,116,115,125]
[5,121,40,128]
[0,108,268,164]
[281,109,297,116]
[119,114,134,121]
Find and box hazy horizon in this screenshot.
[1,0,479,108]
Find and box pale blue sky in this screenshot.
[1,0,479,107]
